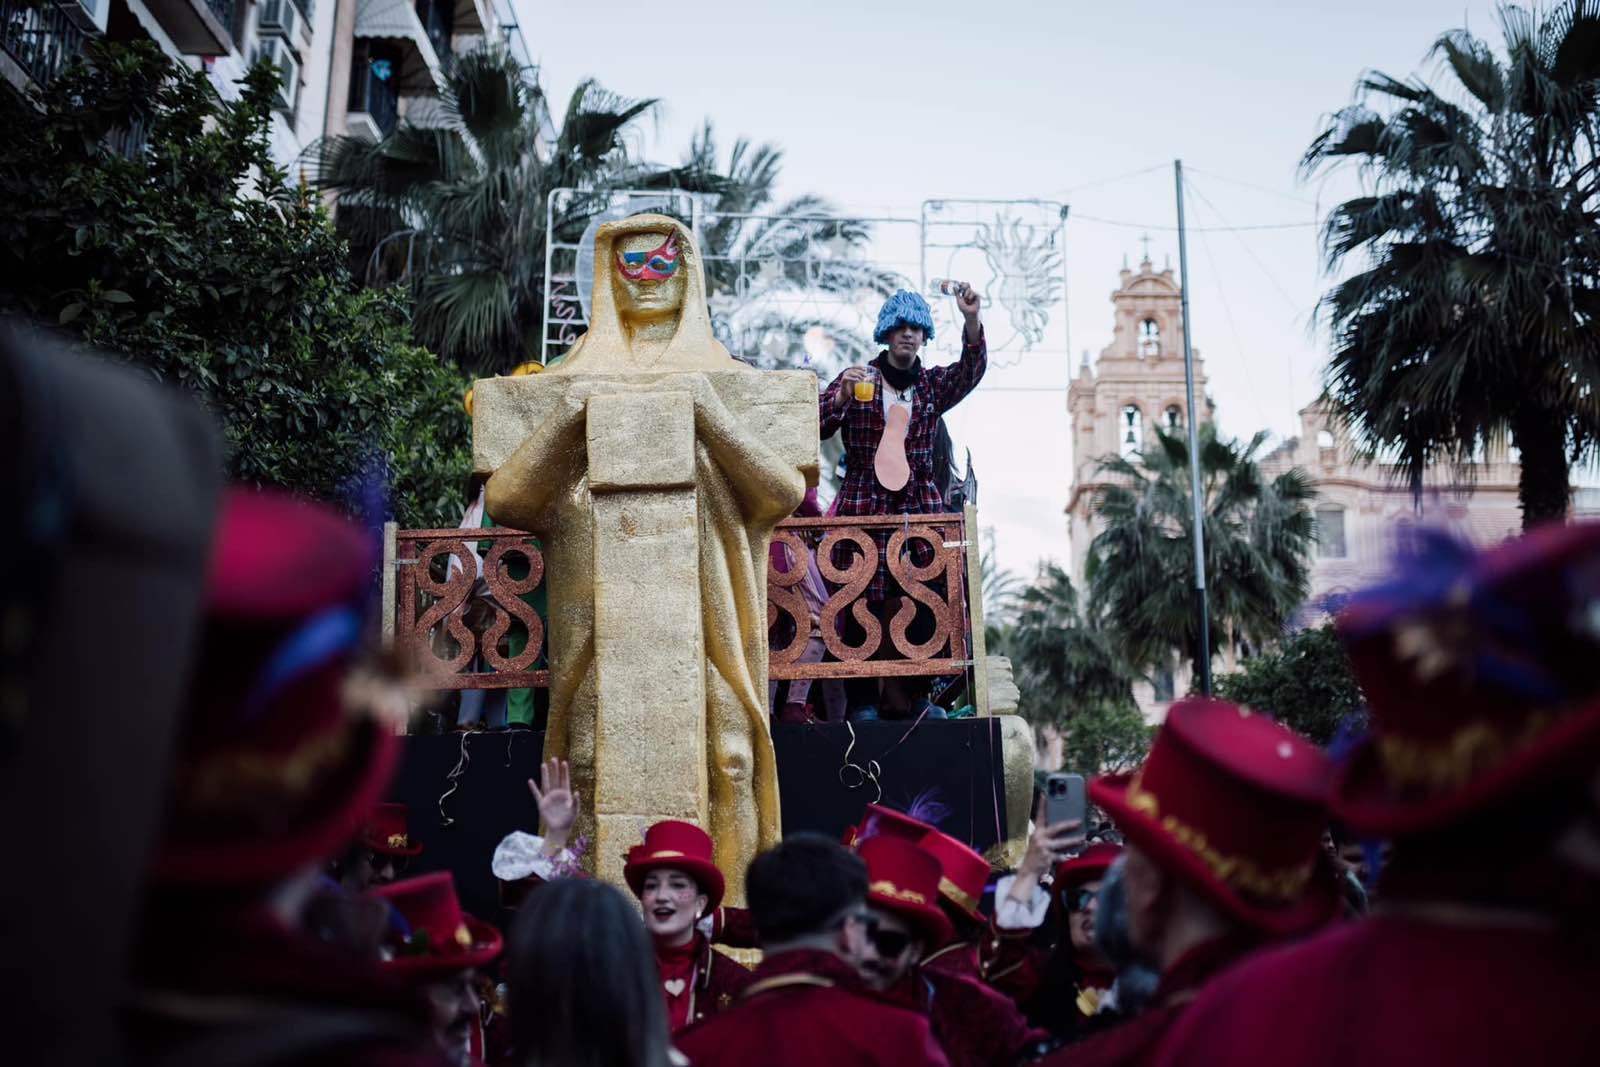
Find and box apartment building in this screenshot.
[0,0,533,177]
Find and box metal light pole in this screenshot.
[1174,160,1212,695]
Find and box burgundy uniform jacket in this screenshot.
[1154,913,1600,1067]
[675,948,951,1067]
[912,965,1052,1067]
[1034,936,1254,1067]
[125,905,448,1067]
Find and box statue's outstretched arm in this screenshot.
[689,374,807,524]
[484,386,592,530]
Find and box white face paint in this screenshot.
[640,867,708,944]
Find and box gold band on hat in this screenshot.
[1376,712,1553,792]
[869,880,929,906]
[1125,774,1314,903]
[937,875,979,915]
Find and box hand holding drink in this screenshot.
[833,367,875,413]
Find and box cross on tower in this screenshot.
[1139,232,1153,264]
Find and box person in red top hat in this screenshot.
[123,487,445,1067]
[915,827,1000,982]
[335,802,425,891]
[1033,696,1340,1067]
[376,871,502,1067]
[857,836,1052,1067]
[675,834,950,1067]
[852,836,955,991]
[1155,525,1600,1067]
[623,819,754,1032]
[990,837,1122,1035]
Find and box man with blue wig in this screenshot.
[819,284,986,721]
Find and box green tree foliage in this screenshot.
[1008,564,1151,773]
[316,49,742,375]
[0,42,470,527]
[1088,424,1316,679]
[1057,700,1154,777]
[1306,1,1600,525]
[1214,623,1365,746]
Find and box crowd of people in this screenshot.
[10,305,1600,1067]
[34,474,1598,1067]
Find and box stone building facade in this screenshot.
[1067,257,1543,723]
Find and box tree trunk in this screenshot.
[1511,408,1570,528]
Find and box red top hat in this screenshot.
[152,488,396,887]
[1091,697,1340,937]
[843,803,934,850]
[1333,523,1600,837]
[375,871,503,976]
[1054,842,1123,903]
[362,803,423,858]
[859,836,954,948]
[623,820,726,912]
[916,829,990,921]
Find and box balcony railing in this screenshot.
[143,0,233,55]
[0,0,88,88]
[384,512,986,700]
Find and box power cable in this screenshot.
[1185,177,1274,433]
[1183,175,1310,427]
[1072,212,1316,233]
[1184,165,1320,207]
[1044,162,1171,198]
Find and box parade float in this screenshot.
[382,215,1033,917]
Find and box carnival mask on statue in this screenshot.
[613,231,686,320]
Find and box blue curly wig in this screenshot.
[874,290,935,345]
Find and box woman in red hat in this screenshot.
[991,832,1123,1037]
[624,819,753,1032]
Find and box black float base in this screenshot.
[388,718,1011,926]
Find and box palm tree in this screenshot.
[1087,424,1316,680]
[977,528,1021,652]
[1010,563,1137,718]
[680,123,908,381]
[314,48,736,375]
[1006,563,1148,773]
[1304,1,1600,525]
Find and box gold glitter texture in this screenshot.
[480,215,816,900]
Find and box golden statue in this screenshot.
[480,215,816,895]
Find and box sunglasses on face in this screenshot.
[858,914,915,958]
[1068,888,1098,912]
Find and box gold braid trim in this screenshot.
[869,880,929,906]
[1376,712,1555,792]
[937,876,978,915]
[1125,774,1313,903]
[186,723,353,812]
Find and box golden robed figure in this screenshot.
[475,214,817,898]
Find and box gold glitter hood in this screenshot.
[552,213,734,374]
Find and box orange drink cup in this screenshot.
[853,379,876,403]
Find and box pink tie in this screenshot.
[875,403,911,492]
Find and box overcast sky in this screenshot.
[519,0,1516,579]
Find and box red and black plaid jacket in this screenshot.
[819,328,987,602]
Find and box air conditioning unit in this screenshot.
[256,0,302,47]
[251,38,301,113]
[55,0,111,34]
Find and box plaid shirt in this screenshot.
[819,327,987,601]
